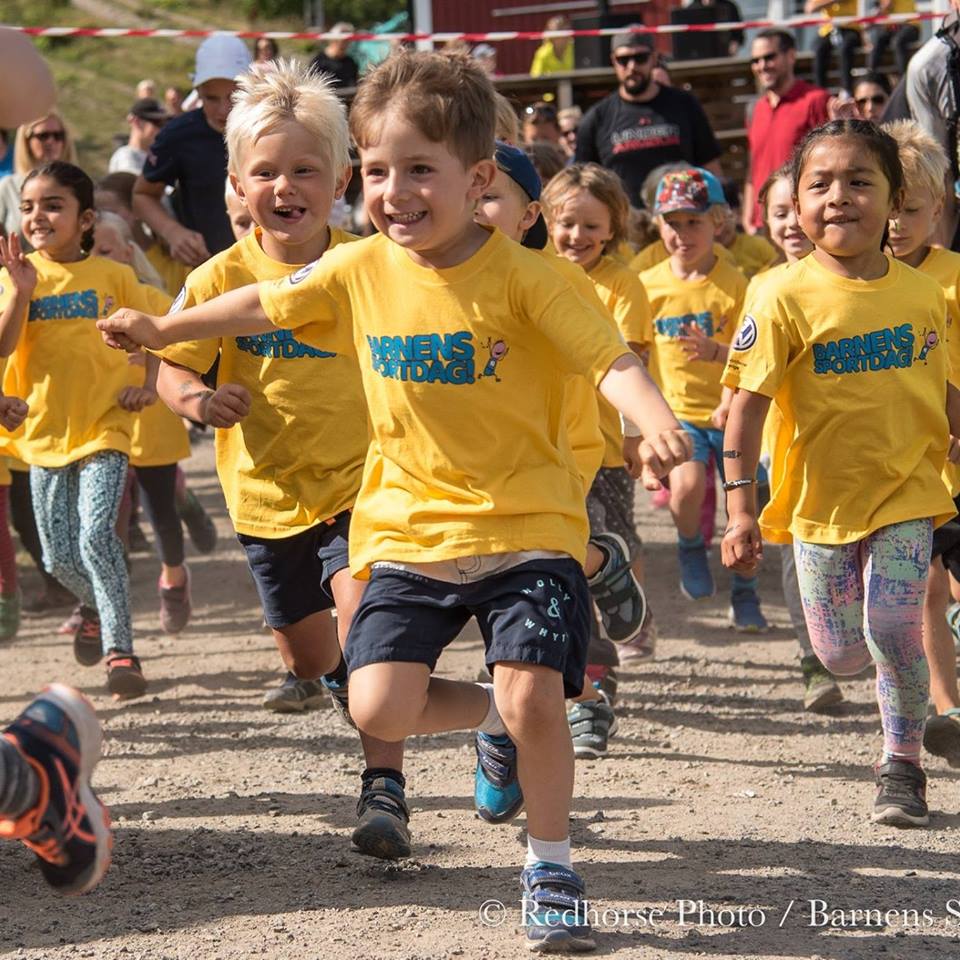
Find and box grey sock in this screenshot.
[0,735,39,819]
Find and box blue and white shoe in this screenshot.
[474,732,524,823]
[521,861,595,953]
[678,541,715,600]
[729,586,768,633]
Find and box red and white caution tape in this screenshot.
[5,13,944,42]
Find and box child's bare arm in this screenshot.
[719,388,771,575]
[157,359,250,428]
[98,283,271,352]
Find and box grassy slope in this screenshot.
[7,0,314,175]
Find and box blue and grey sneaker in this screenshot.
[678,540,715,600]
[475,732,524,823]
[586,533,646,645]
[521,861,595,953]
[262,672,326,713]
[728,585,768,633]
[567,694,618,759]
[352,774,412,860]
[320,673,356,729]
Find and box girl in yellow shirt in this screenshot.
[0,161,156,699]
[722,120,960,828]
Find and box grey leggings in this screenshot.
[31,451,133,655]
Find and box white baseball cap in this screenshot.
[192,35,252,87]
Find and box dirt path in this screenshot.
[2,439,959,959]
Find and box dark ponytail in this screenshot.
[22,161,96,253]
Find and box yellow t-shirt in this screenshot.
[127,284,191,468]
[915,246,960,495]
[588,255,653,466]
[0,255,157,467]
[537,250,607,494]
[529,41,574,77]
[159,228,366,538]
[642,255,746,428]
[629,241,735,275]
[818,0,860,36]
[259,228,631,575]
[729,233,777,279]
[722,254,955,545]
[145,244,191,298]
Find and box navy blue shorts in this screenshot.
[345,558,592,698]
[237,511,351,628]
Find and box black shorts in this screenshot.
[933,494,960,581]
[345,558,591,698]
[237,511,351,628]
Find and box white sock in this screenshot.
[526,835,572,869]
[475,682,506,736]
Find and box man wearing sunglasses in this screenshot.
[574,27,722,208]
[743,29,830,233]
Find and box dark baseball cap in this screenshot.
[130,98,170,123]
[611,26,654,53]
[493,141,548,249]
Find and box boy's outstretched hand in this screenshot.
[200,383,251,428]
[98,309,164,352]
[721,512,763,574]
[625,427,692,490]
[0,395,27,431]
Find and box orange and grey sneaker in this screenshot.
[72,607,102,666]
[0,684,112,895]
[105,652,147,700]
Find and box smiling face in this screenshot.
[887,185,941,264]
[549,188,612,272]
[659,209,716,269]
[795,136,898,262]
[233,120,348,260]
[750,36,793,95]
[19,174,92,261]
[765,176,812,262]
[359,108,495,269]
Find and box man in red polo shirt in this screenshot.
[743,29,831,232]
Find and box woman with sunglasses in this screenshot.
[0,111,76,247]
[852,72,891,123]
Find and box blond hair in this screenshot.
[882,119,949,204]
[225,58,350,176]
[95,211,165,290]
[350,51,496,168]
[540,163,629,252]
[494,92,520,145]
[13,110,77,177]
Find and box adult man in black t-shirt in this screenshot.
[575,28,723,208]
[133,35,251,266]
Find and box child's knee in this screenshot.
[494,664,565,732]
[349,664,426,741]
[816,644,871,676]
[77,525,121,568]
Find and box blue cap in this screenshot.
[495,140,542,202]
[653,167,725,215]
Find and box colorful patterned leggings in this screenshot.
[30,451,132,656]
[793,519,932,764]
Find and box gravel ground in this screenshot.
[2,438,960,960]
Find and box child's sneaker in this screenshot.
[567,694,618,759]
[585,664,618,705]
[0,589,21,642]
[586,533,646,644]
[320,673,356,729]
[678,540,714,600]
[0,684,112,894]
[72,607,102,666]
[105,653,147,700]
[262,672,327,712]
[947,602,960,655]
[800,655,843,712]
[872,760,928,827]
[521,861,595,953]
[158,566,192,635]
[923,708,960,767]
[728,586,768,633]
[352,774,411,860]
[177,488,218,555]
[474,732,524,823]
[22,580,75,618]
[616,609,658,663]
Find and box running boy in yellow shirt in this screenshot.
[151,61,409,860]
[642,167,768,630]
[100,51,690,952]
